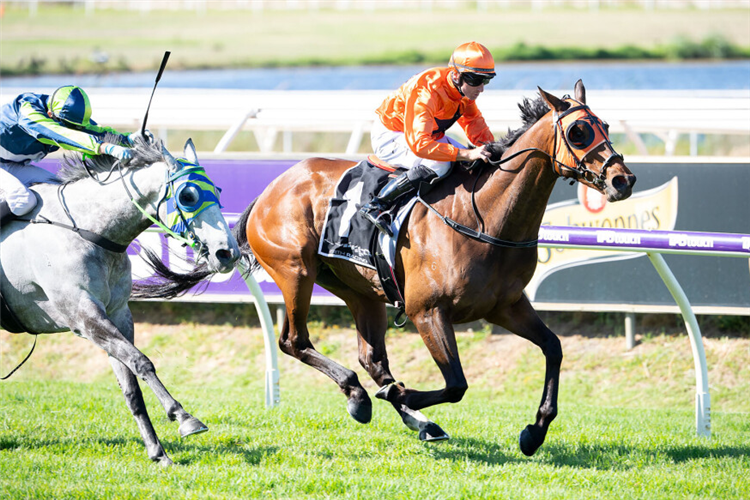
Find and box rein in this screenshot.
[419,98,622,248]
[17,155,211,255]
[416,146,544,249]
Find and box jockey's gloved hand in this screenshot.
[101,143,134,162]
[127,129,154,146]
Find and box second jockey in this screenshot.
[0,85,148,224]
[359,41,496,236]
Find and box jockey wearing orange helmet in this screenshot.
[360,41,496,236]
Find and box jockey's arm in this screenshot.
[458,101,495,147]
[19,100,128,156]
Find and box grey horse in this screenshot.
[0,138,240,466]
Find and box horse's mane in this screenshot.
[486,94,550,160]
[57,134,165,183]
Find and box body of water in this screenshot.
[4,60,750,91]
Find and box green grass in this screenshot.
[1,320,749,498]
[2,5,749,76]
[1,380,748,499]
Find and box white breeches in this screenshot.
[0,162,57,215]
[370,119,466,179]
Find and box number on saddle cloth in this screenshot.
[319,158,402,269]
[318,158,409,315]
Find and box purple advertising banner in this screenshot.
[539,226,750,256]
[37,158,750,312]
[38,157,330,303]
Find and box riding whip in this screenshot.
[141,51,171,135]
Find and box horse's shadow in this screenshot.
[0,433,276,466]
[528,441,750,470]
[415,434,750,470]
[419,435,523,467]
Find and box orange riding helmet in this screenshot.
[448,42,496,77]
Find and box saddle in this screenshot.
[318,155,417,318]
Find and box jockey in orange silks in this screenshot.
[360,41,496,236]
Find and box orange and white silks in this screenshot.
[375,67,495,163]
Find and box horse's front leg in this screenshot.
[489,294,562,457]
[345,296,448,441]
[74,299,207,450]
[375,307,465,440]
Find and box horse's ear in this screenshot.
[574,79,586,104]
[538,87,567,113]
[161,143,180,171]
[183,138,199,165]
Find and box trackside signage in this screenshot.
[530,161,750,313]
[37,159,750,313]
[528,178,678,300]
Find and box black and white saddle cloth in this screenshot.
[318,158,418,306]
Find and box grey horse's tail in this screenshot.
[130,199,261,300]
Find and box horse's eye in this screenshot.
[177,184,202,210]
[567,121,594,149]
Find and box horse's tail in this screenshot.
[130,248,212,300]
[130,199,261,300]
[232,198,262,278]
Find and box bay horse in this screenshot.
[155,80,635,456]
[0,138,240,466]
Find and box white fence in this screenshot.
[3,87,747,156]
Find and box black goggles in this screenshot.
[462,72,493,87]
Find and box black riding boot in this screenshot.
[359,165,439,237]
[0,200,14,228]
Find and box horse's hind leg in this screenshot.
[489,295,562,457]
[79,302,207,449]
[276,274,372,423]
[346,295,448,441]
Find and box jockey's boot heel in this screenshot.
[359,172,415,237]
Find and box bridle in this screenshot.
[484,96,624,189]
[550,97,624,191]
[22,149,222,258]
[418,96,623,248]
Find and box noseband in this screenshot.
[551,97,624,190]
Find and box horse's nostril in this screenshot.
[612,175,629,192]
[216,249,232,263]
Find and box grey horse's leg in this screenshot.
[108,357,173,465]
[76,300,207,442]
[488,295,562,457]
[346,296,449,441]
[106,307,172,465]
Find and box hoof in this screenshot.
[347,394,372,424]
[418,422,450,442]
[519,424,544,456]
[179,417,209,438]
[151,454,174,467]
[375,381,404,402]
